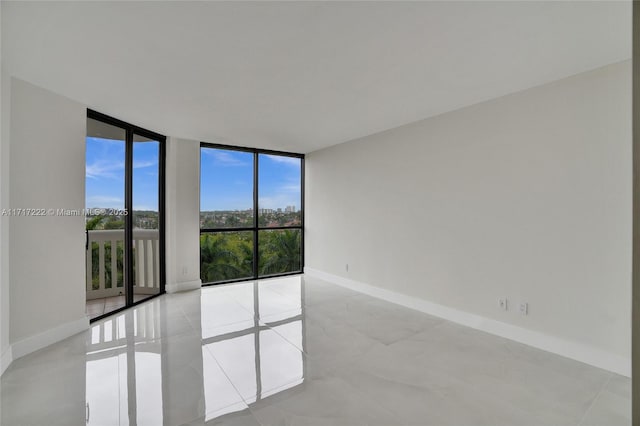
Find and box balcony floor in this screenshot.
[86,294,151,320]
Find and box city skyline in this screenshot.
[200,206,299,213]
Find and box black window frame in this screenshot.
[200,142,305,285]
[87,109,167,322]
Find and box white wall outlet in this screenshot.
[182,266,188,276]
[499,298,508,311]
[520,302,528,315]
[345,263,349,272]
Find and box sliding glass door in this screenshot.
[86,118,128,317]
[200,144,304,285]
[86,111,165,321]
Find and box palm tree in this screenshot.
[200,234,244,282]
[260,230,301,275]
[85,214,105,231]
[237,240,254,276]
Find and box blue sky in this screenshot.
[200,148,301,211]
[86,141,300,212]
[85,137,159,210]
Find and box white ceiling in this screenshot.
[2,1,631,153]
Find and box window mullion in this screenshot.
[253,151,259,280]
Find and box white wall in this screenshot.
[165,137,202,293]
[0,72,10,373]
[0,2,11,376]
[0,79,200,374]
[8,78,88,353]
[306,61,632,373]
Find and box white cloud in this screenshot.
[203,149,250,167]
[133,158,157,169]
[262,155,300,167]
[87,137,124,145]
[280,183,301,193]
[86,160,124,180]
[86,158,156,179]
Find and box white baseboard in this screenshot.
[305,268,631,377]
[11,316,89,360]
[166,279,202,293]
[0,345,12,376]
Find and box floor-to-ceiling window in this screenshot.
[200,144,304,284]
[85,110,166,320]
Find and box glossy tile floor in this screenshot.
[1,275,631,425]
[86,294,153,320]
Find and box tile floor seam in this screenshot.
[576,373,612,426]
[179,303,200,331]
[202,343,252,408]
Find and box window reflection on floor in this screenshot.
[85,354,128,426]
[201,279,305,413]
[86,304,164,426]
[259,328,304,399]
[200,282,255,338]
[135,352,163,425]
[205,334,257,403]
[201,346,251,421]
[85,277,306,424]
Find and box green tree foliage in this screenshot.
[86,214,126,290]
[89,242,124,290]
[260,230,301,276]
[199,229,301,283]
[104,219,125,229]
[86,214,106,231]
[200,233,253,282]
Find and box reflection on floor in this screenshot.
[2,275,631,425]
[85,294,154,320]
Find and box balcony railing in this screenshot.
[86,229,160,300]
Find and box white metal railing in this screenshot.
[87,303,162,350]
[86,229,160,300]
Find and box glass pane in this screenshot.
[258,229,301,277]
[200,231,254,283]
[132,135,161,301]
[85,117,127,319]
[201,148,254,229]
[258,154,301,228]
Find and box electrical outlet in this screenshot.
[345,263,349,272]
[499,298,508,311]
[520,302,528,315]
[182,266,188,276]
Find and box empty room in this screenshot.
[0,1,636,425]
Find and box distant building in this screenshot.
[285,205,296,213]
